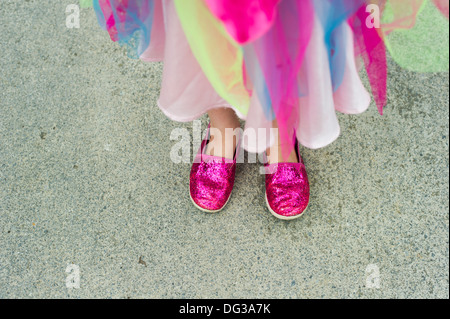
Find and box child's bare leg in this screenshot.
[206,108,241,159]
[266,121,298,164]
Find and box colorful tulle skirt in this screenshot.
[92,0,449,157]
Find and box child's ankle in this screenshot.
[206,126,239,159]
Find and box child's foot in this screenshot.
[189,108,240,213]
[190,124,238,212]
[264,134,310,220]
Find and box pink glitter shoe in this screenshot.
[189,124,239,213]
[264,140,310,220]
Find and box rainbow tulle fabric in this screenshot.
[92,0,449,158]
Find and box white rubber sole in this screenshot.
[265,192,309,221]
[189,192,232,214]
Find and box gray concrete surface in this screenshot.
[0,1,448,299]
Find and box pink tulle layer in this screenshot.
[94,0,448,154]
[141,0,371,152]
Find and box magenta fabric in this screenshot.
[433,0,449,19]
[203,0,281,44]
[243,0,314,159]
[350,5,387,115]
